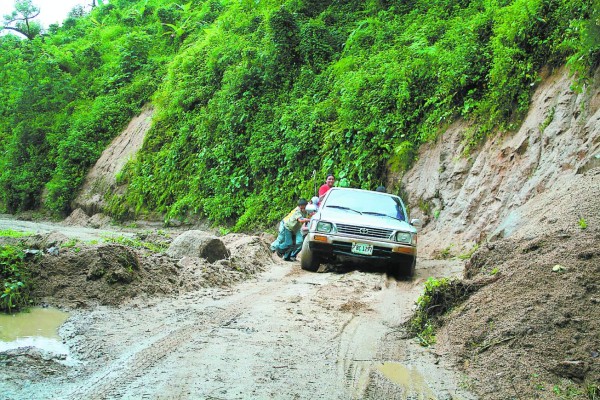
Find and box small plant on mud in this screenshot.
[530,373,546,392]
[61,239,79,248]
[586,383,599,400]
[418,198,432,216]
[458,244,479,260]
[0,245,32,313]
[437,244,454,260]
[578,218,588,230]
[552,381,588,399]
[539,106,556,134]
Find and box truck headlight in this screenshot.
[395,232,412,244]
[316,221,333,233]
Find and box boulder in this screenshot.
[166,230,230,263]
[88,213,112,228]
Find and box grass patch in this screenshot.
[0,229,34,238]
[457,244,480,260]
[102,235,168,253]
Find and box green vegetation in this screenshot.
[0,245,32,313]
[437,244,455,259]
[539,106,556,133]
[0,229,33,238]
[408,276,483,346]
[458,244,479,260]
[102,235,168,253]
[552,379,599,400]
[0,0,598,230]
[408,277,452,346]
[579,217,588,229]
[586,384,599,400]
[61,238,80,249]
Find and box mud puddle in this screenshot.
[0,307,72,361]
[377,362,435,398]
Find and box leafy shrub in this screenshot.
[0,245,32,313]
[408,277,473,346]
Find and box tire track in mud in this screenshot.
[56,260,472,400]
[64,309,241,399]
[61,277,293,400]
[335,274,410,399]
[337,267,479,400]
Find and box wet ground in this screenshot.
[1,260,476,399]
[0,216,477,399]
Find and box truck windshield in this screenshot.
[324,190,406,221]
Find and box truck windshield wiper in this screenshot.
[363,211,402,221]
[326,205,362,214]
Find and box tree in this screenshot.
[1,0,41,39]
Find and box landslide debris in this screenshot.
[5,229,274,309]
[435,226,599,399]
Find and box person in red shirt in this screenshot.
[318,174,335,205]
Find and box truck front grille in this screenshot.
[336,224,393,240]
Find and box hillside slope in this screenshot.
[398,67,599,398]
[401,66,600,257]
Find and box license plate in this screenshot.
[352,242,373,255]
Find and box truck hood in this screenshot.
[316,208,416,233]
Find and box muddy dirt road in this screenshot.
[1,217,477,399]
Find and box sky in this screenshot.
[0,0,88,28]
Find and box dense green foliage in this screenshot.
[0,245,32,313]
[0,0,598,229]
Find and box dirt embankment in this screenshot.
[439,210,600,398]
[396,66,600,398]
[72,104,154,217]
[400,66,600,258]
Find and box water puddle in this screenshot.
[0,307,74,364]
[377,362,436,399]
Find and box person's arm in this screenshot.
[298,216,311,224]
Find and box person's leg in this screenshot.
[284,231,301,260]
[289,232,304,259]
[280,228,294,260]
[270,220,285,254]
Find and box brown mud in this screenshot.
[0,218,476,400]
